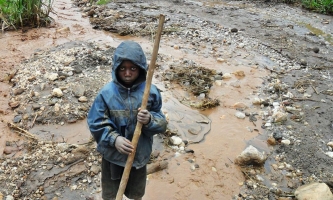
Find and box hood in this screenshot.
[112,41,147,87]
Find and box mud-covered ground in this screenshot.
[1,0,333,199]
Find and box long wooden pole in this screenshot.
[116,14,165,200]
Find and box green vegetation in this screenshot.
[96,0,112,5]
[301,0,333,14]
[0,0,53,31]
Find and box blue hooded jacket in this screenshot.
[87,41,167,168]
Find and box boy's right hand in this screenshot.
[115,136,134,155]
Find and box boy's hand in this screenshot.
[115,136,134,154]
[137,108,151,125]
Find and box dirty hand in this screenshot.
[115,136,134,155]
[137,108,151,125]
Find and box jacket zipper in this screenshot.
[127,88,133,137]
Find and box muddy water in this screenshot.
[0,0,269,199]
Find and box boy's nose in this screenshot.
[125,69,131,76]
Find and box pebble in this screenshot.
[235,111,246,119]
[281,139,291,145]
[78,96,88,102]
[52,88,63,97]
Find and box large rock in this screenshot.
[235,145,267,166]
[294,182,333,200]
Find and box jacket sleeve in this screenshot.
[87,93,119,147]
[142,88,167,137]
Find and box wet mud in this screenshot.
[1,0,333,199]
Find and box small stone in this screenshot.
[52,88,63,97]
[73,85,85,97]
[281,139,291,145]
[169,136,182,145]
[235,111,246,119]
[32,104,41,110]
[326,152,333,158]
[217,58,226,62]
[8,101,20,108]
[327,142,333,148]
[5,195,14,200]
[313,47,319,53]
[222,73,232,79]
[90,165,101,175]
[173,45,180,49]
[78,96,88,102]
[231,28,238,33]
[13,88,25,95]
[215,80,223,86]
[13,115,22,123]
[267,137,276,145]
[46,73,59,81]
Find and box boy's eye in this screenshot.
[131,67,137,71]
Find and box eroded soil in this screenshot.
[1,0,333,199]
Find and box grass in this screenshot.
[0,0,53,31]
[301,0,333,14]
[96,0,112,5]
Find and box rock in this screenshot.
[233,70,245,77]
[327,142,333,148]
[222,73,232,79]
[8,101,20,108]
[267,137,276,145]
[3,146,20,155]
[295,182,333,200]
[313,47,319,53]
[13,88,25,95]
[52,88,63,97]
[46,73,59,81]
[273,111,288,122]
[214,75,223,80]
[40,83,46,91]
[32,104,41,110]
[231,28,238,33]
[90,165,101,175]
[300,59,307,66]
[13,115,22,123]
[72,85,85,97]
[325,152,333,158]
[78,96,88,102]
[233,102,248,109]
[5,195,14,200]
[273,131,283,140]
[235,145,267,166]
[281,139,291,145]
[215,80,223,86]
[217,58,226,62]
[169,136,183,146]
[235,111,246,119]
[252,97,264,105]
[56,143,72,151]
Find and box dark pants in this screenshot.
[101,158,147,200]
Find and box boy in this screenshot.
[87,41,167,200]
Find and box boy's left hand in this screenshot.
[137,108,151,125]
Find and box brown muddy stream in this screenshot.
[0,0,271,199]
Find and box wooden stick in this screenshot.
[7,122,38,141]
[116,14,165,200]
[147,160,168,175]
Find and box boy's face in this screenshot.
[117,60,140,88]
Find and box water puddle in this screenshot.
[298,22,333,45]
